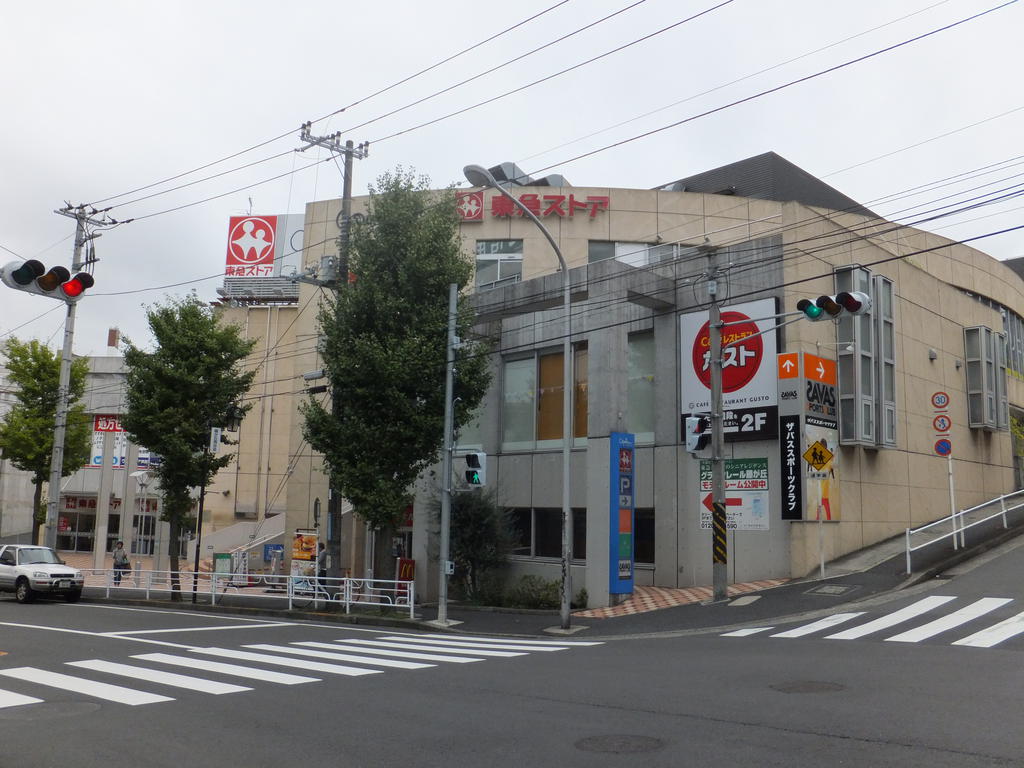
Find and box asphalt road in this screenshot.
[1,542,1023,767]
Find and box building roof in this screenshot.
[656,151,875,218]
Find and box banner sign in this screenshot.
[224,214,305,278]
[779,414,803,520]
[290,528,318,578]
[698,458,770,531]
[608,432,636,594]
[680,298,778,441]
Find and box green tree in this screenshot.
[302,168,491,537]
[120,295,255,597]
[447,488,513,601]
[0,338,91,544]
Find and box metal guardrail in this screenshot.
[80,569,415,618]
[905,489,1024,574]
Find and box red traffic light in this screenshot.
[61,272,94,298]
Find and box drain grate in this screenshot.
[804,584,859,596]
[575,735,666,754]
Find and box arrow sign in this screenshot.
[702,493,744,512]
[816,361,826,378]
[783,359,795,373]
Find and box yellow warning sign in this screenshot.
[802,440,834,471]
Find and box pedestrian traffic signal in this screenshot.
[0,260,94,301]
[464,451,487,486]
[684,415,711,453]
[796,291,871,321]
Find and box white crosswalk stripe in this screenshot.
[0,632,602,710]
[952,610,1024,648]
[190,647,383,676]
[331,638,522,658]
[0,667,173,706]
[825,596,958,640]
[885,598,1013,643]
[66,660,252,694]
[722,596,1024,649]
[243,644,434,669]
[0,688,43,708]
[132,653,320,684]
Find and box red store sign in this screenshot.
[457,191,609,221]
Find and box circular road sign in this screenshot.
[933,414,952,432]
[931,391,950,409]
[934,438,952,457]
[691,310,764,393]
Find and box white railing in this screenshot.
[905,489,1024,574]
[80,569,415,618]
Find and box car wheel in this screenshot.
[65,589,82,603]
[15,578,35,604]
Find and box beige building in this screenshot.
[206,153,1023,607]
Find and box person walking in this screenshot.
[112,540,131,586]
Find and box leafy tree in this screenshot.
[120,295,255,597]
[0,338,91,543]
[447,488,513,601]
[302,168,491,536]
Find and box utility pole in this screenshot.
[436,283,458,625]
[296,123,368,580]
[44,205,106,549]
[705,244,729,603]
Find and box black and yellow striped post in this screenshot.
[712,501,728,565]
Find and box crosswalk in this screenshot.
[721,595,1024,649]
[0,632,601,711]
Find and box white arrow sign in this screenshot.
[816,361,826,379]
[781,359,796,373]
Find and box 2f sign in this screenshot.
[733,411,767,433]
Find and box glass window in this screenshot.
[635,508,655,565]
[573,345,588,439]
[534,508,562,558]
[509,508,531,555]
[537,353,565,442]
[627,333,655,440]
[572,508,587,560]
[964,325,1008,431]
[588,241,615,263]
[502,348,588,451]
[502,358,535,446]
[475,240,523,290]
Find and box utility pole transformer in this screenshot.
[296,123,368,579]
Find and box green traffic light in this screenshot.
[796,298,823,319]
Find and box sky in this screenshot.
[1,0,1022,355]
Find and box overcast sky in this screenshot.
[1,0,1021,355]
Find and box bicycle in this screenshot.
[290,576,331,609]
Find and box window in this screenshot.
[965,326,1008,430]
[502,346,588,450]
[635,508,655,565]
[588,241,685,267]
[508,508,587,560]
[627,333,655,441]
[836,267,896,447]
[475,240,522,289]
[1003,309,1024,378]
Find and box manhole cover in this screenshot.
[770,680,846,694]
[575,735,665,754]
[804,584,859,596]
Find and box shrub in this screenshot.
[505,575,561,609]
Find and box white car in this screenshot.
[0,545,84,603]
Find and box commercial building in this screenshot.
[209,152,1024,608]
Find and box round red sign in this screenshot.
[691,311,763,393]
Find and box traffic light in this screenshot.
[684,416,710,453]
[464,451,487,486]
[0,259,94,301]
[796,291,871,321]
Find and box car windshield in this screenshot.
[17,548,63,565]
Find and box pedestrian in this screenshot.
[112,540,131,585]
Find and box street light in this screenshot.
[463,164,574,630]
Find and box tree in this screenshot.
[0,338,91,543]
[302,168,491,536]
[447,488,513,601]
[120,295,255,597]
